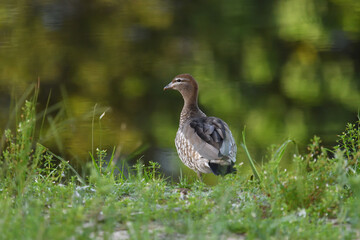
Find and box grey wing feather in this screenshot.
[183,117,237,163]
[204,124,214,135]
[220,124,237,163]
[182,123,219,160]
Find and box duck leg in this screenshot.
[197,171,203,181]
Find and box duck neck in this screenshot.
[179,92,205,126]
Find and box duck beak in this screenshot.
[163,82,173,91]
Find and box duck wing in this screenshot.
[182,117,237,163]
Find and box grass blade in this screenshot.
[89,151,100,175]
[272,139,297,166]
[240,128,261,182]
[39,89,52,138]
[91,103,97,157]
[106,146,116,177]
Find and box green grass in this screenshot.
[0,89,360,239]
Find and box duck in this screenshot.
[164,74,237,179]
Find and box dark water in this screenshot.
[0,0,359,180]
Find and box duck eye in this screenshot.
[176,79,182,82]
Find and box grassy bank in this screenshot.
[0,91,359,240]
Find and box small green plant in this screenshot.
[0,97,40,193]
[89,147,118,179]
[178,168,193,189]
[36,144,68,182]
[0,86,82,192]
[334,119,360,175]
[132,160,163,182]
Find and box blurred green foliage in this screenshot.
[0,0,359,175]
